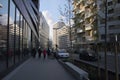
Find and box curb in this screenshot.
[58,59,89,80]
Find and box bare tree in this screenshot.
[58,0,73,25]
[58,0,73,53]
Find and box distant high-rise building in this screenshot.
[57,25,69,49]
[53,21,70,50]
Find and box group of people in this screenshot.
[31,48,51,59]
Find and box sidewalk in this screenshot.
[2,57,77,80]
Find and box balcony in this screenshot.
[93,2,96,7]
[85,12,94,19]
[76,0,84,6]
[76,8,84,14]
[86,0,94,5]
[73,6,78,11]
[85,24,92,30]
[79,19,84,23]
[77,28,84,33]
[85,36,94,41]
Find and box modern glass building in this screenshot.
[0,0,40,75]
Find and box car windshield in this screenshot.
[58,50,66,53]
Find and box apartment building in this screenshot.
[57,25,69,50]
[98,0,120,44]
[72,0,98,49]
[53,22,66,49]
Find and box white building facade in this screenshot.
[39,12,49,49]
[53,22,70,50]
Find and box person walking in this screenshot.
[43,48,47,59]
[38,48,42,58]
[47,48,51,57]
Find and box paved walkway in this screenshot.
[2,57,77,80]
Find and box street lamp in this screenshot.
[114,34,119,80]
[104,0,108,80]
[0,3,2,16]
[0,3,3,8]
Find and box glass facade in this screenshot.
[0,0,8,72]
[0,0,39,74]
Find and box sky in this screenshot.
[40,0,66,40]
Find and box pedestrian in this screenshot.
[38,48,42,58]
[43,48,47,59]
[32,48,36,58]
[47,48,50,57]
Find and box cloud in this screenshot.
[0,14,13,25]
[42,10,55,40]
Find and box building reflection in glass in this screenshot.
[0,0,40,74]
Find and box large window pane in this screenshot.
[15,9,20,62]
[0,0,8,72]
[8,0,15,67]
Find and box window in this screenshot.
[108,1,113,6]
[118,16,120,20]
[108,17,114,21]
[101,34,105,39]
[109,34,115,41]
[109,25,120,29]
[108,9,114,14]
[100,19,105,24]
[109,25,115,29]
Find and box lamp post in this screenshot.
[104,0,108,80]
[68,0,72,51]
[0,3,3,8]
[0,4,2,17]
[115,34,119,80]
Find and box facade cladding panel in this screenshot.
[32,0,39,9]
[24,0,38,27]
[30,1,39,14]
[12,0,39,39]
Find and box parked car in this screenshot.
[56,49,69,58]
[79,49,99,61]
